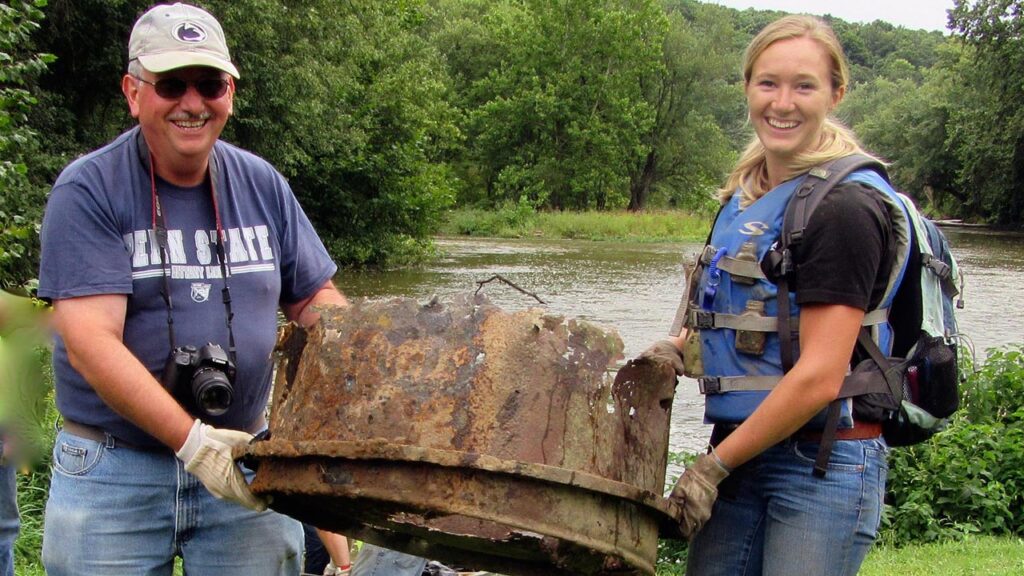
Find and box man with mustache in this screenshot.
[37,4,347,574]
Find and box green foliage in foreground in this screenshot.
[0,0,52,290]
[440,205,711,242]
[884,345,1024,545]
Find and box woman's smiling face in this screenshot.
[746,35,844,167]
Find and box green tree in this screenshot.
[420,0,504,207]
[627,0,741,212]
[841,41,966,214]
[29,0,146,153]
[0,0,54,290]
[209,0,461,266]
[947,0,1024,225]
[463,0,666,210]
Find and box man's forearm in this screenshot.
[55,297,194,450]
[283,280,348,328]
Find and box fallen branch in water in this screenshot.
[475,274,547,305]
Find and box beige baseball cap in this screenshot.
[128,3,240,78]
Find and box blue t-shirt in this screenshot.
[38,128,337,447]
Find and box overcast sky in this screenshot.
[705,0,955,32]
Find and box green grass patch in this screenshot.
[860,535,1024,576]
[440,207,710,242]
[654,535,1024,575]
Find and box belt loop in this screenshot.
[104,432,116,450]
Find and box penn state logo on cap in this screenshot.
[172,21,208,44]
[128,3,240,78]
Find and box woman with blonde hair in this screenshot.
[642,14,913,575]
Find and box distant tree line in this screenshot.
[1,0,1021,282]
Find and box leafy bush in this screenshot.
[959,347,1024,426]
[442,197,539,237]
[883,345,1024,545]
[0,0,53,290]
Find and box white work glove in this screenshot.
[175,419,267,511]
[668,451,731,539]
[324,560,351,576]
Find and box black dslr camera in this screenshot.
[162,343,236,417]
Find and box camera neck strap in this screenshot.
[139,136,238,365]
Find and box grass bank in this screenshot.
[440,207,711,242]
[654,536,1024,575]
[860,536,1024,575]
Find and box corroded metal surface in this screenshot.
[246,294,681,575]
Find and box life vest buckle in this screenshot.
[698,377,720,395]
[691,310,714,329]
[922,253,952,280]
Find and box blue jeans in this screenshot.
[42,428,303,576]
[0,441,17,576]
[687,437,888,576]
[351,543,427,576]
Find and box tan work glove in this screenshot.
[668,451,731,539]
[175,419,267,511]
[639,339,685,376]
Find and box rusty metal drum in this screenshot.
[245,294,681,575]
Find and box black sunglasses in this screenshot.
[134,75,230,100]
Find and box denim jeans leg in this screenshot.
[687,438,887,576]
[761,438,887,576]
[42,430,178,576]
[42,429,304,576]
[179,461,303,576]
[0,454,17,576]
[686,461,767,576]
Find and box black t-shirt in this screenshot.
[789,180,922,358]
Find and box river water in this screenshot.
[337,228,1024,459]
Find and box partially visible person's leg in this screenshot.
[42,430,177,576]
[0,442,18,576]
[303,523,331,575]
[180,461,303,576]
[351,543,428,576]
[761,438,888,576]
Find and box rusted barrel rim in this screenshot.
[245,438,684,538]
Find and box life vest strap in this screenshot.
[686,307,888,333]
[699,375,781,394]
[699,244,767,281]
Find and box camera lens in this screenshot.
[191,367,234,417]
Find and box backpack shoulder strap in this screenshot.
[771,154,889,370]
[782,154,889,249]
[774,155,892,477]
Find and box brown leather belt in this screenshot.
[794,420,883,442]
[62,419,160,451]
[62,417,268,451]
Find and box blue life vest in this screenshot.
[676,169,912,429]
